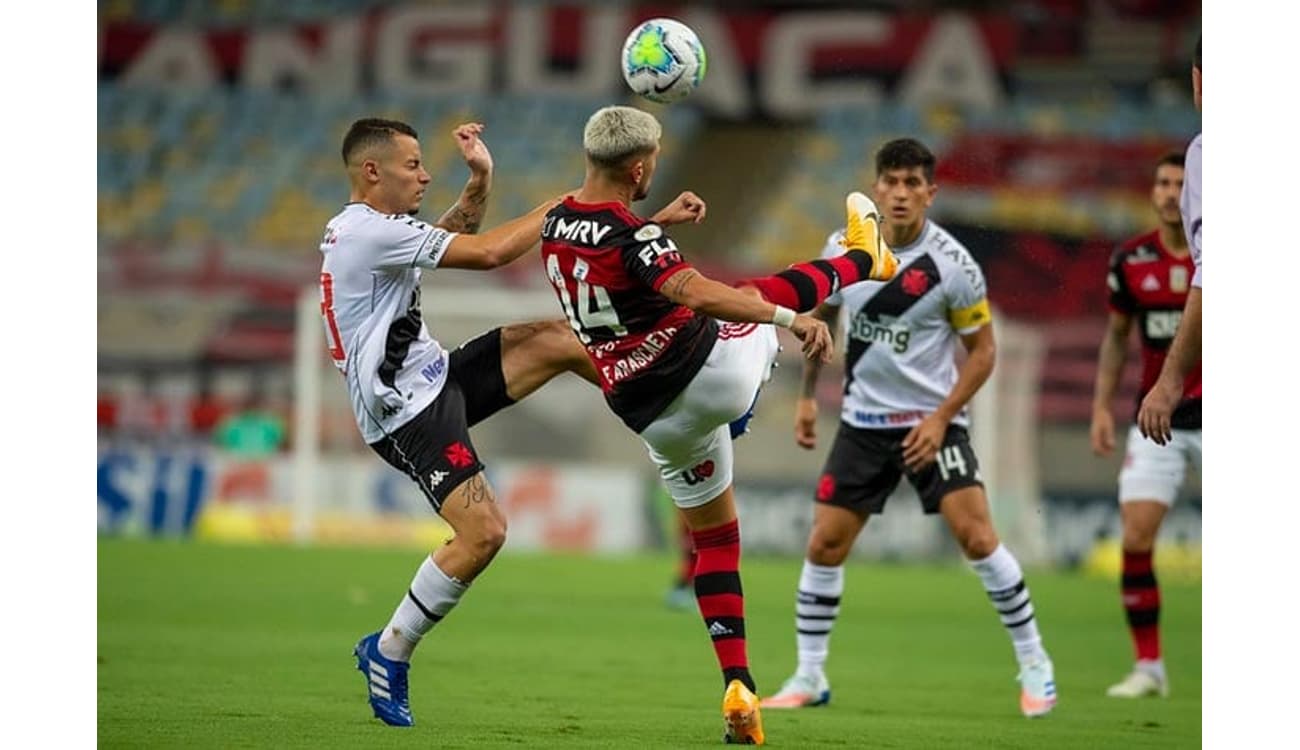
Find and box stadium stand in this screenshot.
[98,87,701,435]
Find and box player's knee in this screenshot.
[1119,501,1164,552]
[807,532,853,566]
[536,319,587,368]
[467,513,508,557]
[956,523,999,559]
[1120,524,1157,553]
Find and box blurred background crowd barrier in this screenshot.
[98,0,1201,575]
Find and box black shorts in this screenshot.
[368,328,515,512]
[814,423,983,515]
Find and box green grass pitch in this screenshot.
[98,539,1200,748]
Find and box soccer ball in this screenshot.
[621,18,707,104]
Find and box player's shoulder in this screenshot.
[551,197,648,229]
[924,222,981,271]
[331,203,432,242]
[1112,230,1162,266]
[545,197,653,245]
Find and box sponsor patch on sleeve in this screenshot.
[422,227,456,268]
[634,224,663,242]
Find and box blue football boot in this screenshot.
[354,631,414,726]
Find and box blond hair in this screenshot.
[583,106,661,168]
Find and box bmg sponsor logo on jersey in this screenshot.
[849,314,911,353]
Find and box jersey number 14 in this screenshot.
[546,255,627,343]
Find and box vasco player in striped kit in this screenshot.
[324,118,707,728]
[540,105,899,745]
[760,138,1056,719]
[1090,152,1201,699]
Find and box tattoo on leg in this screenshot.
[462,474,494,509]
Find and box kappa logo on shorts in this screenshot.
[816,473,836,502]
[444,442,475,469]
[429,470,449,487]
[681,460,716,486]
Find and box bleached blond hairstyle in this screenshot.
[583,106,661,169]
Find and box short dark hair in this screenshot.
[1157,151,1185,170]
[341,118,418,165]
[1193,36,1201,71]
[875,138,937,183]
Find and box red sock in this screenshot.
[1121,551,1161,661]
[675,519,697,588]
[691,519,754,691]
[738,252,875,312]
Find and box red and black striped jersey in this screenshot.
[540,197,718,432]
[1107,230,1201,428]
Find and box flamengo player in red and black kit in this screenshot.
[1089,152,1201,699]
[541,106,898,745]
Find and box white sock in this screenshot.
[968,544,1046,667]
[1137,659,1166,680]
[795,560,843,678]
[377,557,468,662]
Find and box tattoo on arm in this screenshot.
[460,473,495,510]
[662,269,699,300]
[438,180,489,234]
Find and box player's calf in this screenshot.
[736,194,899,313]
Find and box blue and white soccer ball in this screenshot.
[621,18,707,104]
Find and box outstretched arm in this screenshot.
[438,196,562,271]
[657,267,832,362]
[436,123,493,234]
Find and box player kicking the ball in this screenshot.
[541,105,898,744]
[322,117,720,729]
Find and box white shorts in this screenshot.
[1118,425,1202,505]
[639,323,780,508]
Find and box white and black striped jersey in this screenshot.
[318,203,458,444]
[821,220,991,430]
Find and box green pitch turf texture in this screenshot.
[99,539,1200,748]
